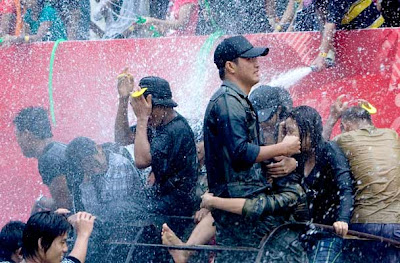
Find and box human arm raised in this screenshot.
[114,68,135,145]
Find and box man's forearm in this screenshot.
[255,143,287,163]
[69,233,90,263]
[134,118,151,168]
[319,22,336,53]
[322,115,339,140]
[115,98,134,145]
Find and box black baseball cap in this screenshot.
[139,76,178,108]
[249,86,293,122]
[214,35,269,69]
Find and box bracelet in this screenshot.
[24,35,30,42]
[319,52,328,58]
[128,25,135,32]
[275,24,282,32]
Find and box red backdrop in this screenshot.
[0,28,399,227]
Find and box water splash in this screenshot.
[267,67,312,89]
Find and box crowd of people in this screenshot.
[0,33,399,263]
[1,0,400,70]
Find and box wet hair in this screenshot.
[22,211,71,259]
[341,106,372,124]
[218,58,238,80]
[65,137,98,168]
[0,221,26,261]
[288,106,323,152]
[13,107,53,139]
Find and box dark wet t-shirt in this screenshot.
[38,142,69,186]
[150,113,198,215]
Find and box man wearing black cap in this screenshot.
[203,35,301,256]
[115,74,198,219]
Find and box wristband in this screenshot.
[275,24,282,32]
[24,35,30,42]
[319,52,328,58]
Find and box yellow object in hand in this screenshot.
[361,102,377,114]
[131,88,148,98]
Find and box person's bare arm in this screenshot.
[1,21,52,45]
[145,4,195,34]
[265,0,277,29]
[278,0,295,30]
[322,95,348,140]
[0,13,12,36]
[255,135,300,163]
[201,193,245,215]
[131,94,152,168]
[48,175,73,210]
[66,8,81,40]
[115,69,135,145]
[68,212,96,263]
[311,22,336,71]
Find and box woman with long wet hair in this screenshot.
[285,105,354,263]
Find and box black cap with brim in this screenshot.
[214,35,270,69]
[240,47,269,58]
[151,98,178,108]
[139,76,178,108]
[257,106,278,122]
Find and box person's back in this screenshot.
[335,126,400,224]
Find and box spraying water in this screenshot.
[267,66,313,89]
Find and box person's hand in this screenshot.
[130,92,152,121]
[117,68,134,99]
[194,208,210,223]
[200,192,214,210]
[311,55,327,72]
[69,212,96,239]
[330,95,348,120]
[333,221,348,237]
[281,135,301,156]
[267,156,297,178]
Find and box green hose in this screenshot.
[48,39,65,126]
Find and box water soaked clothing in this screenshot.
[148,113,198,216]
[314,0,384,29]
[299,141,354,263]
[38,142,69,186]
[301,141,354,226]
[78,150,151,223]
[204,80,266,199]
[348,223,400,263]
[335,126,400,224]
[24,3,67,41]
[62,256,80,263]
[204,80,282,252]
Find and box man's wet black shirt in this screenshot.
[204,80,269,198]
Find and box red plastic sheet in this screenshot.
[0,28,399,226]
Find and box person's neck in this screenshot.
[355,121,374,130]
[157,108,177,127]
[25,256,42,263]
[225,76,252,95]
[35,138,53,159]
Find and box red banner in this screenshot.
[0,28,399,226]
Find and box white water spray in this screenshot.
[267,67,312,89]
